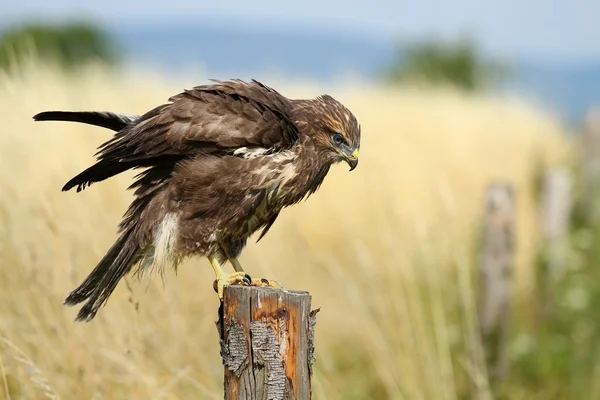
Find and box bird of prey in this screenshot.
[33,79,361,322]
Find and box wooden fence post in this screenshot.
[539,168,572,318]
[216,285,319,400]
[478,182,515,382]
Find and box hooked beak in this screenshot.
[343,148,359,171]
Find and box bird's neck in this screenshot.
[284,135,333,204]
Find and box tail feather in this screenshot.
[65,229,141,322]
[62,159,139,192]
[33,110,140,192]
[33,111,138,132]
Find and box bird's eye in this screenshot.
[332,133,344,145]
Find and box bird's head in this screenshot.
[294,95,361,171]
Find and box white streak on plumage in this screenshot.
[233,146,270,158]
[140,212,180,273]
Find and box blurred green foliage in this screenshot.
[498,165,600,399]
[385,36,510,91]
[0,21,120,71]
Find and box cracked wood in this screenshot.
[217,285,318,400]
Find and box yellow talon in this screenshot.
[208,255,251,299]
[209,253,281,298]
[250,278,282,288]
[212,272,252,299]
[227,256,281,288]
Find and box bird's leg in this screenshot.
[228,256,245,273]
[228,256,282,289]
[208,254,252,299]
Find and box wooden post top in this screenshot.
[217,285,319,400]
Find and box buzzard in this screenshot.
[33,79,361,322]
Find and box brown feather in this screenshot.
[33,111,137,132]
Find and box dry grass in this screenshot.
[0,63,573,399]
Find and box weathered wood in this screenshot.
[216,285,319,400]
[478,182,514,382]
[541,169,572,243]
[539,168,572,291]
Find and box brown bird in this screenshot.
[33,79,361,322]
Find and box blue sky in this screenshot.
[2,0,599,63]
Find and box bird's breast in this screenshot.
[238,157,298,236]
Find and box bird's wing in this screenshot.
[101,79,298,161]
[64,79,300,192]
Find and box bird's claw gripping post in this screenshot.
[213,271,252,299]
[228,255,283,290]
[251,278,282,288]
[209,254,252,299]
[212,274,281,299]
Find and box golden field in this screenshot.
[0,63,573,399]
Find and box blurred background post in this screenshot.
[0,2,599,399]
